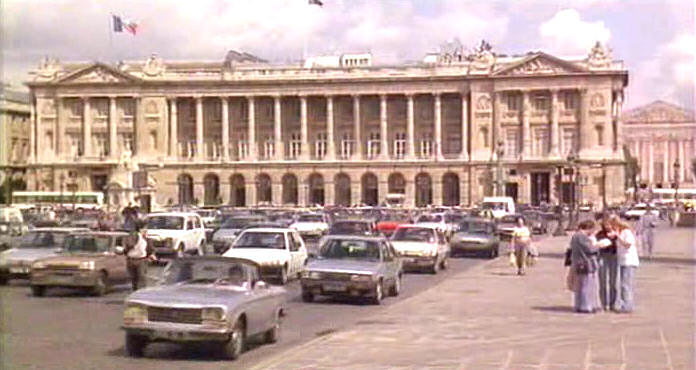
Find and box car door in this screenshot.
[291,231,307,275]
[380,241,396,285]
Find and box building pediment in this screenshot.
[623,100,695,124]
[493,53,587,76]
[54,63,140,85]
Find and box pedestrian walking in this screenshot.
[510,217,532,275]
[121,202,137,231]
[569,220,604,313]
[124,221,156,291]
[636,206,657,257]
[595,218,619,311]
[609,217,639,313]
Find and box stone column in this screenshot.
[82,97,91,157]
[221,97,229,161]
[679,139,686,182]
[273,95,283,160]
[56,98,65,156]
[247,96,256,160]
[109,97,118,159]
[460,93,469,160]
[168,98,177,158]
[353,95,361,160]
[35,101,43,161]
[433,93,442,159]
[300,95,309,160]
[493,92,502,158]
[406,93,415,159]
[550,89,560,157]
[647,139,654,185]
[663,140,669,183]
[195,96,203,159]
[579,88,591,152]
[521,90,531,157]
[379,94,389,160]
[29,101,36,162]
[326,95,335,161]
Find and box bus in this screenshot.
[11,191,105,210]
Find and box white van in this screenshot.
[481,197,515,219]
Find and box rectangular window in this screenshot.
[420,133,433,158]
[289,132,301,159]
[315,132,327,159]
[340,132,353,159]
[367,132,380,159]
[94,134,109,157]
[532,95,549,111]
[121,99,135,117]
[597,126,604,146]
[504,129,519,158]
[561,128,576,155]
[264,137,275,159]
[561,92,577,110]
[69,100,83,117]
[393,132,406,159]
[238,140,249,159]
[505,93,520,111]
[532,128,549,157]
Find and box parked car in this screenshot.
[301,236,402,304]
[121,256,286,359]
[449,218,500,258]
[211,215,267,254]
[496,214,523,241]
[375,211,412,237]
[413,213,448,235]
[29,231,130,296]
[223,228,308,284]
[390,225,449,273]
[327,220,378,236]
[522,211,549,235]
[144,212,207,258]
[0,227,87,284]
[624,203,660,220]
[289,213,330,243]
[195,209,221,227]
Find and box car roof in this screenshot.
[147,212,199,217]
[173,255,261,269]
[395,224,438,230]
[31,227,90,232]
[240,227,293,233]
[322,235,387,242]
[461,217,495,224]
[73,231,130,237]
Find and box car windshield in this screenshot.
[195,210,214,217]
[444,214,464,223]
[297,214,324,223]
[499,216,519,225]
[391,227,435,243]
[162,259,252,288]
[319,239,380,261]
[17,231,66,249]
[458,222,490,234]
[233,232,285,249]
[221,218,257,229]
[64,235,111,253]
[482,202,506,210]
[146,216,184,230]
[329,222,370,235]
[380,213,409,222]
[416,214,442,223]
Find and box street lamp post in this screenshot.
[552,165,566,236]
[566,154,579,231]
[495,139,505,197]
[672,160,680,225]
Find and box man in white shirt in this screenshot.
[124,221,156,290]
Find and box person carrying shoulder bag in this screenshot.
[124,220,157,291]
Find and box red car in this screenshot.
[376,212,412,237]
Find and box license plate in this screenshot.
[51,274,74,283]
[9,267,29,274]
[323,283,346,292]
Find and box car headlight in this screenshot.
[202,307,226,322]
[123,303,147,324]
[80,261,95,270]
[350,274,372,282]
[32,261,47,269]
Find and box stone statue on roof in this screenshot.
[587,41,612,69]
[468,40,496,72]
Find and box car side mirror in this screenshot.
[254,281,268,290]
[115,246,125,255]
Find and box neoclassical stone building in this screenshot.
[623,101,695,189]
[25,43,628,209]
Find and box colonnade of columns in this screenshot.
[631,137,695,184]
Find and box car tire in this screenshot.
[264,309,282,344]
[370,279,383,305]
[301,289,314,303]
[31,285,46,297]
[125,332,148,357]
[488,248,496,259]
[92,271,108,296]
[389,275,401,297]
[223,319,246,360]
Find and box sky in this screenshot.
[1,0,694,109]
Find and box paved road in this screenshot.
[0,251,492,369]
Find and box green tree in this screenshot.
[0,176,27,205]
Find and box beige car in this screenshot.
[30,231,130,297]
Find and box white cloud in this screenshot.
[539,8,611,56]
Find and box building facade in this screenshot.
[0,85,31,194]
[25,43,628,209]
[623,101,695,189]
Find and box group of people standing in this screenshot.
[568,216,639,314]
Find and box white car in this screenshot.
[414,213,449,235]
[144,212,207,258]
[223,228,308,284]
[390,225,450,274]
[290,213,329,240]
[194,209,220,227]
[624,203,660,220]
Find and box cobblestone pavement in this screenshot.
[254,225,695,370]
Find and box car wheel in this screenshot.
[125,332,148,357]
[92,271,108,296]
[488,248,496,259]
[31,285,46,297]
[301,289,314,303]
[279,266,288,285]
[223,319,246,360]
[264,309,282,344]
[370,279,383,305]
[389,275,402,297]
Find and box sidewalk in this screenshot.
[254,226,695,369]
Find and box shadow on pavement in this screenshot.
[539,252,696,266]
[531,305,576,313]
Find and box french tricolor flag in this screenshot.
[112,14,138,35]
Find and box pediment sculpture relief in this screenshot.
[509,58,566,75]
[72,67,124,83]
[143,53,165,77]
[587,41,612,70]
